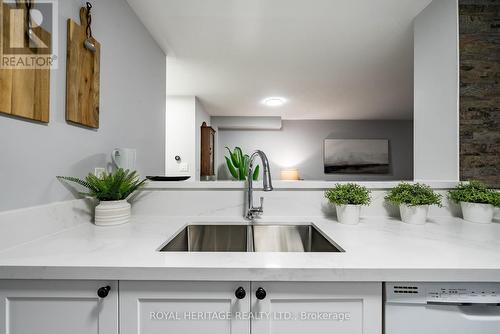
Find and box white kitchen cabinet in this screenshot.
[120,281,251,334]
[0,280,381,334]
[251,282,382,334]
[0,280,118,334]
[120,281,381,334]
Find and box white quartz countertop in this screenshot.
[0,215,499,282]
[144,180,459,190]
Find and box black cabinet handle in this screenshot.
[97,286,111,298]
[256,287,266,300]
[235,287,246,299]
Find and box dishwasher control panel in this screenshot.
[386,282,500,304]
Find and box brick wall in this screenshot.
[459,0,500,187]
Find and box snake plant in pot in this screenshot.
[325,183,371,225]
[385,183,442,225]
[448,181,500,224]
[57,169,147,226]
[225,147,260,181]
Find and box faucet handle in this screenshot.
[259,197,264,211]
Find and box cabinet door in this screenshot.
[251,282,381,334]
[120,281,250,334]
[209,132,214,174]
[0,280,118,334]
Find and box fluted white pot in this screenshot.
[399,204,429,225]
[336,205,361,225]
[460,202,494,224]
[95,200,131,226]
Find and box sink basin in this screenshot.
[252,225,342,252]
[159,224,343,253]
[160,225,248,252]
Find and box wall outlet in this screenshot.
[179,163,189,172]
[94,168,106,178]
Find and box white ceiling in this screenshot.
[127,0,432,120]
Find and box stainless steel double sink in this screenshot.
[159,224,344,252]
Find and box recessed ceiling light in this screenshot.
[262,97,286,107]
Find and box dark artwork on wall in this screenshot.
[459,0,500,187]
[324,139,390,174]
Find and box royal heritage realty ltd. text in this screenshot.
[149,311,352,322]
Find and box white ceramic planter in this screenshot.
[336,205,362,225]
[460,202,494,224]
[399,204,429,225]
[94,200,131,226]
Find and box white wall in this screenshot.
[166,96,211,180]
[212,116,282,130]
[0,0,166,211]
[217,120,413,181]
[165,96,195,179]
[413,0,459,181]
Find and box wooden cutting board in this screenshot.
[0,0,50,123]
[66,7,100,128]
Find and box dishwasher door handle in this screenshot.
[427,301,500,307]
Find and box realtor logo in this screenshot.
[1,0,58,69]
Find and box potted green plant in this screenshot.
[385,183,442,225]
[325,183,371,225]
[225,147,260,181]
[448,181,500,224]
[57,169,146,226]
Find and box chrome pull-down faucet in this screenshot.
[246,150,273,220]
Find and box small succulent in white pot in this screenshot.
[325,183,371,225]
[57,169,146,226]
[385,183,442,225]
[448,181,500,224]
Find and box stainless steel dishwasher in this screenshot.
[385,282,500,334]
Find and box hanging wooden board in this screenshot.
[0,0,51,123]
[66,7,100,128]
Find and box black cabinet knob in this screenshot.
[255,287,266,300]
[97,286,111,298]
[235,287,246,299]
